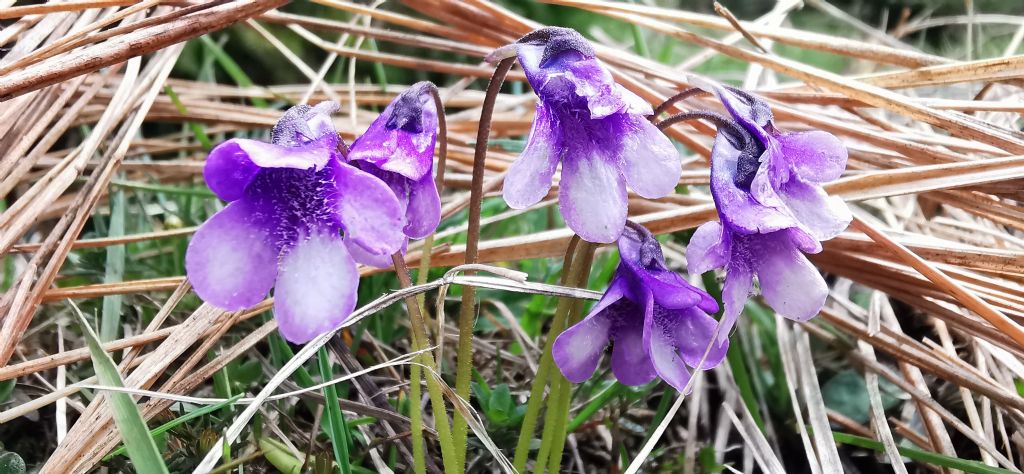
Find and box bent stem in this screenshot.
[452,56,515,471]
[392,253,457,474]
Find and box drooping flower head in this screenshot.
[346,81,441,267]
[553,222,726,392]
[187,102,406,343]
[685,81,851,342]
[488,27,681,244]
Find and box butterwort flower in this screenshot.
[346,81,441,268]
[685,81,851,342]
[487,27,681,244]
[186,101,406,343]
[553,223,726,392]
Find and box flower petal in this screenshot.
[610,297,657,386]
[709,133,797,234]
[185,200,279,310]
[274,233,359,343]
[778,131,847,183]
[333,162,406,256]
[754,232,828,322]
[618,115,680,199]
[647,307,693,392]
[559,147,627,243]
[668,306,729,369]
[204,138,334,202]
[553,277,628,382]
[686,221,729,276]
[779,176,852,241]
[719,258,753,345]
[347,84,436,180]
[345,237,405,269]
[404,173,441,239]
[503,104,561,209]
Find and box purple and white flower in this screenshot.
[488,27,681,244]
[347,81,441,268]
[686,82,851,342]
[553,223,726,392]
[186,102,406,343]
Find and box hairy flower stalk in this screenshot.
[186,102,406,344]
[684,81,852,341]
[489,27,682,244]
[553,222,728,392]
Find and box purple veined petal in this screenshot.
[668,306,729,369]
[404,173,441,239]
[686,221,729,276]
[778,130,847,183]
[558,146,628,243]
[274,232,359,344]
[345,236,406,269]
[709,132,797,234]
[347,85,436,181]
[719,257,754,345]
[332,162,406,256]
[503,104,562,209]
[553,277,628,383]
[748,144,789,211]
[565,59,626,119]
[778,176,852,242]
[646,305,694,392]
[618,114,681,199]
[610,297,658,386]
[754,231,828,322]
[185,199,279,310]
[204,138,333,202]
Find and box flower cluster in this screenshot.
[186,84,441,343]
[685,82,851,343]
[489,27,682,244]
[553,223,726,392]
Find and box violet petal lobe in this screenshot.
[274,232,359,344]
[558,147,627,244]
[502,104,561,209]
[708,132,796,235]
[404,173,441,240]
[345,237,407,269]
[617,114,681,199]
[719,259,754,345]
[647,306,695,392]
[778,176,852,242]
[552,278,628,383]
[203,138,332,202]
[670,306,729,369]
[185,199,279,310]
[609,298,658,386]
[686,221,730,276]
[347,82,437,180]
[333,162,406,257]
[779,130,848,183]
[754,231,829,322]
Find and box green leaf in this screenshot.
[318,347,352,474]
[75,309,169,473]
[103,394,243,461]
[99,187,126,342]
[0,451,26,474]
[259,437,303,474]
[199,36,268,108]
[0,380,14,404]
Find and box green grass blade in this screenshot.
[104,394,244,461]
[198,35,268,108]
[833,432,1015,474]
[164,85,213,150]
[75,308,169,474]
[318,347,352,474]
[99,187,126,342]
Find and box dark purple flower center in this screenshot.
[245,166,340,247]
[385,92,425,134]
[516,27,595,66]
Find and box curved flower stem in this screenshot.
[410,84,448,474]
[650,87,710,118]
[392,253,457,474]
[655,110,749,148]
[452,56,515,471]
[537,243,596,473]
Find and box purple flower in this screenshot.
[488,28,681,244]
[346,82,441,268]
[552,223,726,392]
[186,102,406,343]
[685,82,851,342]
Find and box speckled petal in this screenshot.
[778,130,847,183]
[274,233,359,343]
[647,306,693,392]
[503,104,561,209]
[617,115,681,199]
[559,147,627,243]
[333,163,406,257]
[754,232,828,322]
[185,199,279,310]
[204,138,332,202]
